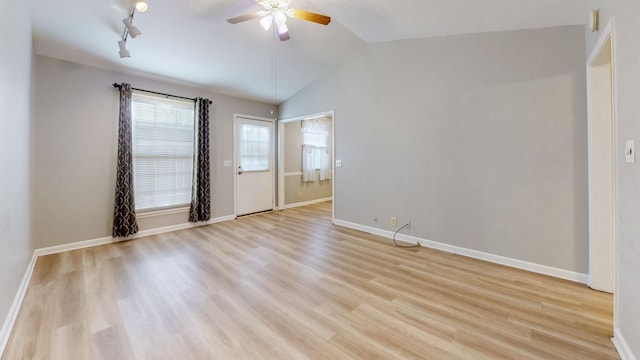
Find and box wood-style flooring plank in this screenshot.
[2,201,618,359]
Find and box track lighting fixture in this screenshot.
[117,1,148,58]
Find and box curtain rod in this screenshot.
[112,83,212,104]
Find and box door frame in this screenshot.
[233,113,276,217]
[278,110,335,223]
[586,16,617,298]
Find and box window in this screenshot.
[302,132,328,148]
[131,92,195,211]
[239,123,270,171]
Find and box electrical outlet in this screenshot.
[404,219,411,229]
[391,217,397,227]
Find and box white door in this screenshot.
[235,116,274,216]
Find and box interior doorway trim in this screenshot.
[586,14,617,309]
[278,110,335,224]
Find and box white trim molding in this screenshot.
[0,254,38,357]
[35,215,237,257]
[282,197,332,210]
[586,15,617,294]
[333,219,588,283]
[136,206,190,219]
[612,328,637,360]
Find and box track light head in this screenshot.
[118,40,131,58]
[122,17,141,38]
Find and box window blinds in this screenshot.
[131,92,195,211]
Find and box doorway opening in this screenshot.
[278,111,335,223]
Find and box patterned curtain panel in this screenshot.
[189,98,212,222]
[112,83,139,237]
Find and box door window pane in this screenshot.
[240,124,270,171]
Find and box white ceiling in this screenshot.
[31,0,590,104]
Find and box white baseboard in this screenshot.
[282,197,332,210]
[35,215,237,257]
[333,219,588,284]
[613,328,637,360]
[0,253,38,357]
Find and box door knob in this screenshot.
[238,166,243,175]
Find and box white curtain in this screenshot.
[302,144,316,182]
[301,119,330,182]
[318,147,330,181]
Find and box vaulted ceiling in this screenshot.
[31,0,590,104]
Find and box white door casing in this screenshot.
[587,19,616,294]
[278,110,336,223]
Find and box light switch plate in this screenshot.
[336,160,343,168]
[223,160,233,167]
[625,140,635,164]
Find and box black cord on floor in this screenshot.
[393,223,420,248]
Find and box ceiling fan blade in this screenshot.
[227,11,263,24]
[279,30,290,41]
[293,9,331,25]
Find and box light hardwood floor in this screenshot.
[3,201,618,359]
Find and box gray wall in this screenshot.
[0,0,34,341]
[33,56,276,249]
[283,119,332,205]
[280,26,589,273]
[586,1,640,356]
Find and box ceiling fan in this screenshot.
[227,0,331,41]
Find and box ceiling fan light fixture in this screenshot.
[258,1,272,10]
[274,10,287,25]
[260,14,273,31]
[122,17,141,38]
[226,0,329,41]
[118,40,131,58]
[276,21,288,35]
[134,1,149,13]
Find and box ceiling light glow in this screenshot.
[135,1,149,13]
